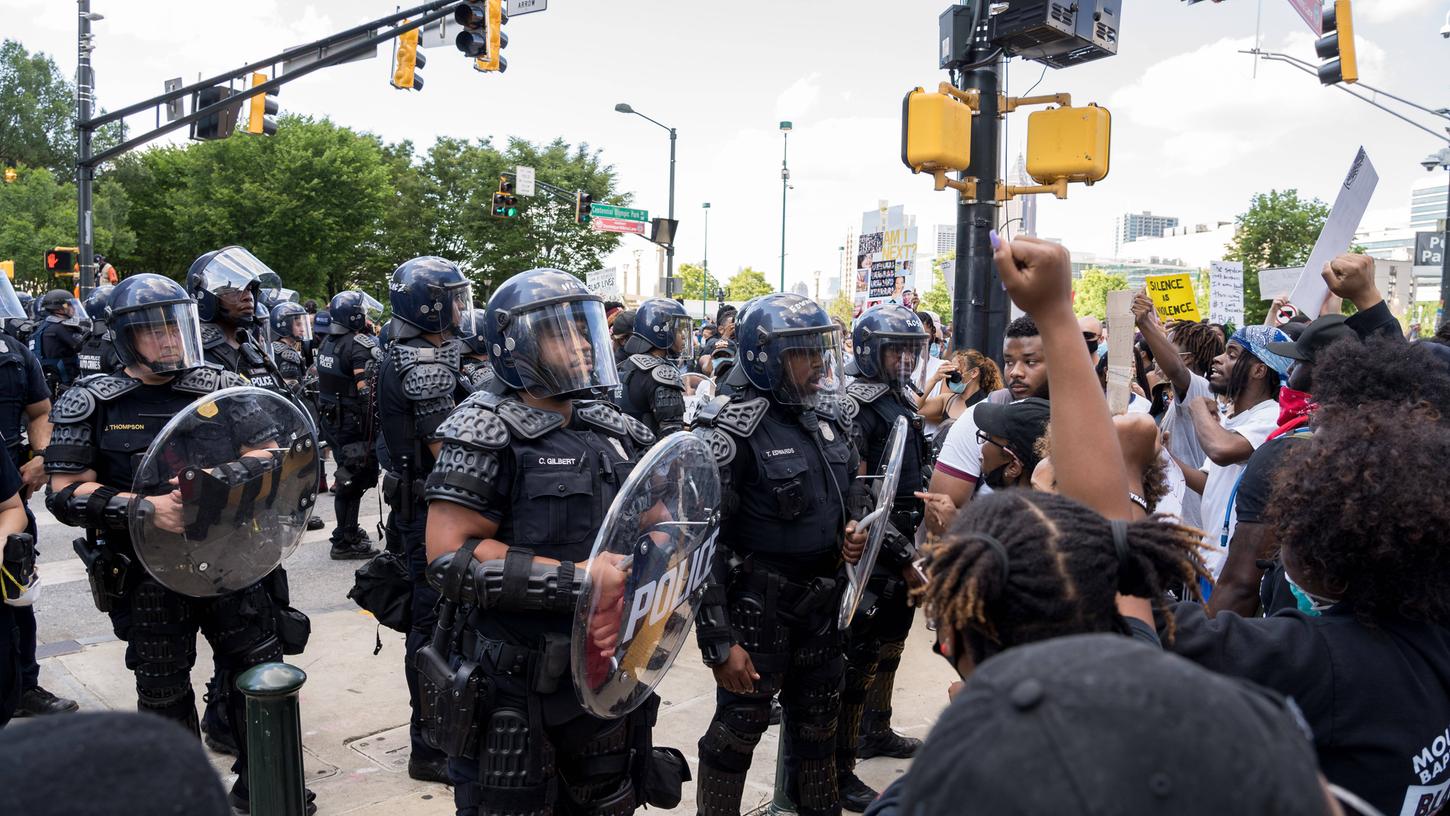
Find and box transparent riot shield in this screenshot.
[838,414,908,630]
[129,386,319,597]
[572,431,722,719]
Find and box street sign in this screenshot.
[593,217,649,236]
[1416,232,1445,268]
[1285,0,1323,34]
[516,165,536,197]
[510,0,548,15]
[282,31,379,73]
[164,78,184,121]
[419,17,452,49]
[590,204,648,223]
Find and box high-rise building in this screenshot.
[934,223,955,256]
[1004,154,1037,238]
[1113,211,1179,256]
[1411,174,1448,232]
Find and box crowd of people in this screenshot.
[0,236,1447,816]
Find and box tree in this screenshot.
[1225,189,1329,325]
[0,165,133,293]
[826,289,855,327]
[725,266,774,300]
[920,254,953,316]
[0,39,124,179]
[1072,268,1128,321]
[676,262,721,309]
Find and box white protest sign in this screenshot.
[586,267,620,297]
[1258,267,1300,301]
[1105,290,1135,416]
[1208,261,1244,327]
[854,205,917,319]
[1289,147,1378,319]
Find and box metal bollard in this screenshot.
[237,662,309,816]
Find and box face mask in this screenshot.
[929,342,942,358]
[983,461,1013,490]
[947,380,968,394]
[1285,573,1336,616]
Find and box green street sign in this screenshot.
[589,203,648,223]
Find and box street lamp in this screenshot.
[779,120,792,293]
[702,202,712,319]
[616,102,678,290]
[1423,147,1450,328]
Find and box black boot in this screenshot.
[14,686,78,716]
[329,527,377,560]
[856,727,922,760]
[838,771,878,813]
[229,780,316,815]
[408,755,450,784]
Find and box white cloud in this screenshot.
[1356,0,1438,24]
[775,73,823,122]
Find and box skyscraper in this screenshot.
[1114,211,1179,256]
[1411,174,1448,232]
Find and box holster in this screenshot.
[72,535,128,614]
[416,538,491,758]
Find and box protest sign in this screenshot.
[855,204,917,317]
[1145,273,1201,323]
[1289,147,1378,319]
[1105,290,1135,416]
[1208,261,1244,327]
[1258,267,1299,301]
[586,267,620,297]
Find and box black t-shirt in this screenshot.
[1234,433,1305,615]
[1169,601,1450,814]
[0,449,20,504]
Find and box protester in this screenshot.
[917,348,1001,438]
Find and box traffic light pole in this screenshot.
[952,0,1007,365]
[70,0,459,294]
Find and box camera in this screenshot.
[948,370,963,384]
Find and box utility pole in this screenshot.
[951,0,1006,363]
[779,121,792,292]
[702,202,711,319]
[76,0,97,294]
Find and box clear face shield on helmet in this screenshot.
[63,297,90,329]
[0,276,29,321]
[268,309,314,345]
[773,329,844,408]
[667,315,697,362]
[119,302,206,375]
[198,247,271,322]
[504,299,618,399]
[438,283,475,338]
[874,336,929,387]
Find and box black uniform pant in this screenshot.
[107,575,281,794]
[330,433,380,537]
[448,637,650,816]
[697,563,845,816]
[393,504,446,764]
[835,569,916,779]
[0,603,18,726]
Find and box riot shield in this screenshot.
[130,386,319,598]
[838,414,908,630]
[572,431,721,719]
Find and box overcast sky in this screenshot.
[4,0,1448,292]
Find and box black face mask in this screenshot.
[930,637,965,680]
[983,461,1013,490]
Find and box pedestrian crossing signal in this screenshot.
[492,176,518,218]
[45,248,75,274]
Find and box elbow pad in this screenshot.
[428,547,583,614]
[47,483,131,532]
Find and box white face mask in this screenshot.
[2,569,40,607]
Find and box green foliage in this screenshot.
[920,254,953,317]
[1072,268,1128,321]
[725,266,775,300]
[1224,189,1329,325]
[0,165,133,292]
[677,262,721,307]
[0,39,124,179]
[826,289,855,327]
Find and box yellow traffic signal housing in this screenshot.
[0,261,13,280]
[246,73,279,136]
[1316,0,1357,85]
[392,23,426,90]
[1026,104,1111,185]
[901,87,973,174]
[474,0,509,73]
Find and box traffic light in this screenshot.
[190,86,242,140]
[455,2,488,57]
[245,72,279,136]
[1025,104,1112,185]
[477,0,508,74]
[2,161,15,184]
[44,248,76,275]
[391,22,426,91]
[576,191,594,224]
[1316,0,1358,85]
[0,261,13,280]
[901,86,973,174]
[492,176,519,218]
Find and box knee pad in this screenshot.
[786,677,843,754]
[698,701,770,772]
[477,708,554,815]
[132,581,190,628]
[131,633,197,667]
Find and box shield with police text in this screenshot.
[572,431,722,719]
[130,386,319,597]
[839,414,908,630]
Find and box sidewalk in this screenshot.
[35,602,956,815]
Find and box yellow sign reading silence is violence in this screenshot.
[1144,273,1201,323]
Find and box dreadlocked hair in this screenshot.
[913,490,1209,663]
[1169,321,1225,378]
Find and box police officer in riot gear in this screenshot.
[616,298,691,438]
[422,267,672,816]
[42,274,310,813]
[32,289,86,394]
[269,302,314,392]
[458,308,495,390]
[376,256,472,784]
[692,293,866,816]
[316,290,385,560]
[75,285,118,379]
[186,247,285,394]
[834,305,929,810]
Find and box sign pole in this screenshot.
[1438,169,1450,329]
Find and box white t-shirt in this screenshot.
[1198,398,1282,579]
[1155,448,1186,519]
[1126,392,1152,415]
[934,401,987,488]
[1160,371,1214,528]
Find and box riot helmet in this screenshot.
[16,292,34,318]
[328,291,384,335]
[0,276,30,321]
[107,274,205,375]
[737,293,843,408]
[460,309,489,356]
[82,285,115,322]
[313,310,332,337]
[387,256,474,338]
[269,301,314,344]
[40,289,89,328]
[851,304,929,387]
[483,268,618,399]
[629,298,695,361]
[186,246,269,326]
